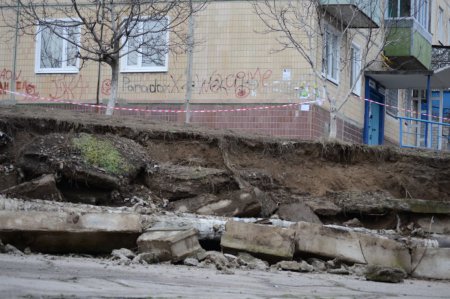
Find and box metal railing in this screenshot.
[399,116,450,151]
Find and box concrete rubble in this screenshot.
[0,196,449,280]
[0,174,62,202]
[137,228,202,262]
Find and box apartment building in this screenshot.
[367,0,450,150]
[0,1,447,148]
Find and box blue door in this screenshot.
[364,78,385,145]
[368,102,381,145]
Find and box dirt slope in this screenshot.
[0,105,449,223]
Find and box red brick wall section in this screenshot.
[22,102,364,143]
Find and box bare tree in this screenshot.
[252,0,387,139]
[2,0,206,115]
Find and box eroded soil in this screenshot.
[1,105,449,228]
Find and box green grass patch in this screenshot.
[72,134,129,175]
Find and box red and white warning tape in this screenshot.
[1,88,449,123]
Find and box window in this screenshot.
[35,20,80,73]
[322,27,340,83]
[121,17,169,73]
[448,19,450,45]
[386,89,399,117]
[414,0,429,31]
[387,0,430,31]
[387,0,411,18]
[438,7,444,42]
[350,44,362,96]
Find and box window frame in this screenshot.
[120,17,170,73]
[350,43,362,96]
[35,19,80,74]
[438,7,444,43]
[386,0,430,32]
[322,25,341,85]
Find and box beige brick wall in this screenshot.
[0,1,387,137]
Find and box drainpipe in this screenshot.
[184,0,194,124]
[425,74,431,148]
[11,2,20,104]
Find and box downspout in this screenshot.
[425,74,431,147]
[184,0,194,124]
[11,2,20,104]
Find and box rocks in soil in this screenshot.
[237,252,269,271]
[276,202,322,224]
[343,218,363,227]
[303,198,342,216]
[1,174,62,201]
[169,188,262,217]
[183,257,199,267]
[111,248,136,261]
[17,133,149,191]
[1,243,24,256]
[365,265,407,283]
[307,258,327,272]
[145,163,235,201]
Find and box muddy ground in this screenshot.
[0,105,449,230]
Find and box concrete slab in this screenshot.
[411,247,450,280]
[0,210,141,253]
[293,222,411,272]
[221,221,296,262]
[137,228,202,262]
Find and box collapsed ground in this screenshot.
[0,105,449,282]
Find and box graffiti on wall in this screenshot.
[49,75,89,100]
[0,68,38,96]
[196,68,273,98]
[102,68,273,99]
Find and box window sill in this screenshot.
[120,67,168,73]
[35,69,79,74]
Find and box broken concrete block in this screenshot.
[293,222,411,272]
[221,221,295,262]
[169,190,261,218]
[411,247,450,280]
[0,210,141,253]
[145,163,233,200]
[137,228,202,263]
[304,198,341,216]
[358,233,411,272]
[416,216,450,234]
[1,174,62,201]
[365,265,407,283]
[277,202,322,224]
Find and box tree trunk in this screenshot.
[329,109,337,139]
[105,60,119,116]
